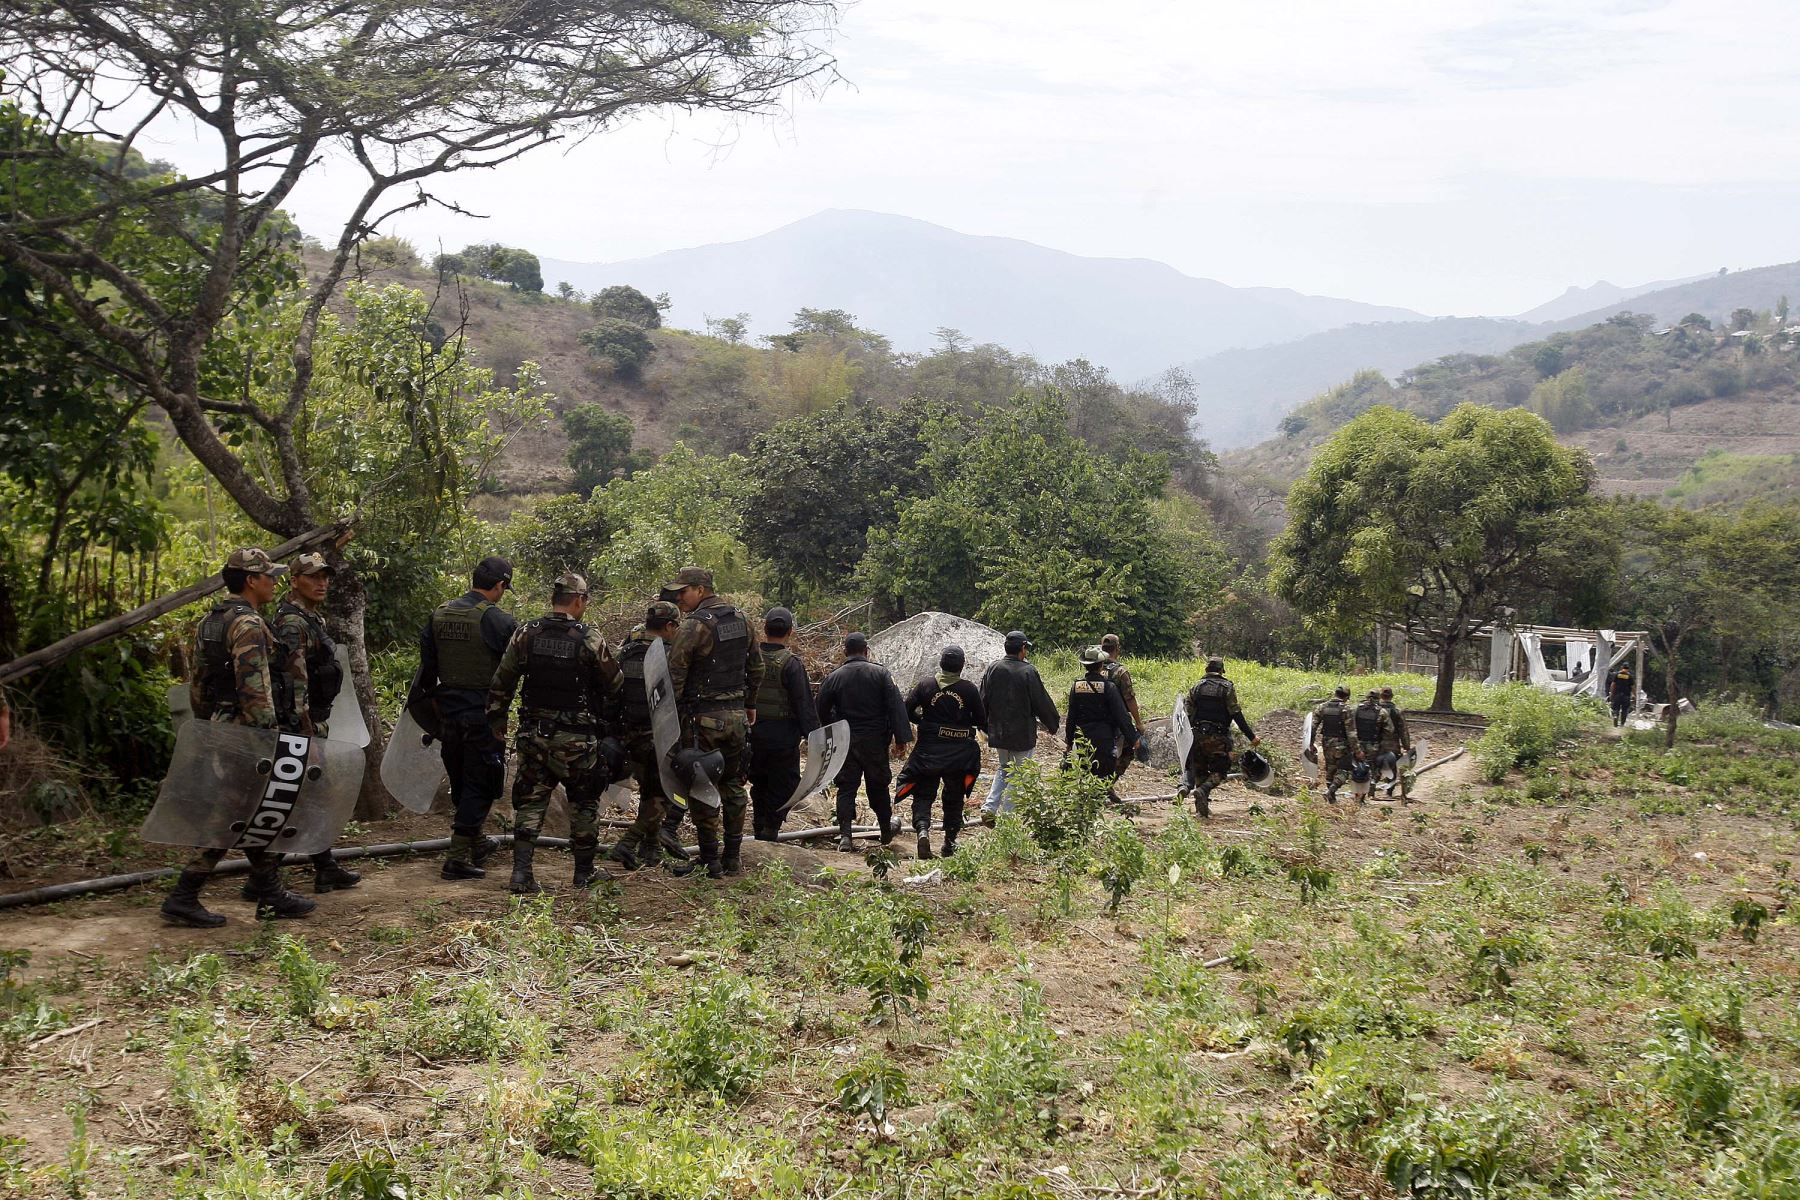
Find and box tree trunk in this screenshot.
[1431,636,1459,711]
[325,563,393,821]
[1663,650,1680,750]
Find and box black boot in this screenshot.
[836,825,856,853]
[1194,785,1212,819]
[470,835,501,868]
[609,832,643,871]
[658,827,690,861]
[442,833,486,880]
[721,837,743,877]
[509,835,541,895]
[311,851,362,893]
[941,835,958,858]
[916,826,935,860]
[572,842,613,888]
[250,867,317,920]
[161,869,227,928]
[873,804,898,844]
[697,830,724,880]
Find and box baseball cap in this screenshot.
[225,548,287,576]
[553,572,589,597]
[661,565,713,592]
[1100,633,1122,652]
[765,606,795,633]
[1004,630,1031,652]
[646,600,681,623]
[844,632,869,654]
[288,552,333,577]
[473,556,514,589]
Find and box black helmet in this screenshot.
[671,746,724,789]
[940,644,965,672]
[1240,748,1272,787]
[1333,685,1350,699]
[1350,759,1372,783]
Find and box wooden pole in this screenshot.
[0,522,350,688]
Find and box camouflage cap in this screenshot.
[289,552,333,577]
[1100,633,1122,651]
[1367,688,1382,700]
[646,599,681,623]
[224,547,287,576]
[662,565,713,591]
[552,572,589,597]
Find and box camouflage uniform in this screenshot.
[487,591,620,892]
[1352,697,1397,800]
[1099,652,1140,780]
[666,577,764,875]
[1182,665,1255,817]
[1378,695,1413,798]
[1310,696,1354,799]
[613,619,679,868]
[162,548,316,926]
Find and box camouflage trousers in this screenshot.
[1188,731,1233,785]
[509,725,601,847]
[688,709,748,846]
[622,730,674,851]
[1320,738,1351,787]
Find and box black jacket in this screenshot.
[980,655,1060,751]
[1065,673,1135,749]
[817,656,912,744]
[902,674,986,773]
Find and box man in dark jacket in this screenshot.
[1608,666,1635,727]
[747,607,820,841]
[817,632,911,852]
[1066,645,1136,778]
[979,630,1059,821]
[896,644,987,860]
[411,556,517,881]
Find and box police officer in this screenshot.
[162,549,316,927]
[1353,689,1396,786]
[1182,657,1258,818]
[817,632,910,853]
[1309,686,1354,802]
[267,553,360,893]
[1608,666,1634,727]
[412,557,518,880]
[487,573,621,893]
[747,607,819,840]
[609,600,696,873]
[1377,686,1414,798]
[896,644,986,860]
[1098,634,1142,784]
[1066,646,1136,779]
[665,566,763,878]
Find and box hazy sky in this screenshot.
[153,0,1800,316]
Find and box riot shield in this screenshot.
[143,724,364,854]
[1171,696,1195,787]
[168,683,195,731]
[380,707,447,814]
[1299,712,1319,781]
[778,719,852,817]
[644,638,719,809]
[325,646,370,747]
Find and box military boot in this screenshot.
[873,802,897,845]
[836,824,856,854]
[941,834,958,858]
[441,833,486,880]
[696,830,724,880]
[572,842,614,888]
[608,830,643,872]
[470,835,502,868]
[916,826,935,861]
[311,851,362,893]
[249,867,317,920]
[721,837,743,877]
[509,835,542,895]
[659,806,690,861]
[161,869,227,928]
[1194,785,1212,820]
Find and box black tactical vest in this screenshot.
[1068,677,1114,729]
[1380,701,1404,739]
[755,645,794,721]
[431,598,499,690]
[1354,703,1382,743]
[687,603,751,700]
[1319,699,1349,740]
[521,617,590,716]
[279,600,342,715]
[197,599,292,721]
[1189,676,1231,727]
[617,634,654,729]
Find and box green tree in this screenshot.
[706,313,751,345]
[360,236,420,270]
[1730,308,1757,332]
[578,319,656,378]
[436,243,543,292]
[1270,403,1610,711]
[561,405,640,494]
[1527,366,1592,433]
[589,285,668,329]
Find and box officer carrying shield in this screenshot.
[609,600,696,874]
[1353,689,1397,791]
[1309,686,1355,803]
[665,566,764,878]
[161,549,317,927]
[487,573,622,893]
[1098,634,1142,785]
[266,552,360,894]
[1377,686,1414,799]
[1181,657,1258,818]
[413,557,518,881]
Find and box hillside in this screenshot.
[1511,272,1710,322]
[541,209,1424,382]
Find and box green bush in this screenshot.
[1643,1009,1734,1136]
[647,972,774,1099]
[1011,753,1107,857]
[1373,1093,1536,1198]
[1475,686,1596,782]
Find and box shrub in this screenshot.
[647,971,773,1099]
[1474,686,1594,782]
[1011,754,1107,858]
[947,979,1068,1129]
[1373,1094,1536,1198]
[578,318,655,378]
[1095,817,1148,912]
[1643,1009,1734,1136]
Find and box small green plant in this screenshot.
[1288,864,1333,905]
[1096,818,1148,913]
[0,949,67,1057]
[139,952,226,999]
[1012,750,1107,856]
[864,844,898,883]
[1642,1008,1734,1136]
[1730,898,1770,942]
[835,1052,909,1133]
[1466,931,1543,999]
[325,1151,412,1199]
[946,978,1067,1134]
[273,935,333,1020]
[1374,1094,1535,1198]
[647,971,773,1099]
[1522,841,1545,866]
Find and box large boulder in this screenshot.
[869,611,1010,692]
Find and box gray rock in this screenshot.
[868,611,1010,693]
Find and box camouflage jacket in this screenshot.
[190,605,309,732]
[667,595,764,712]
[486,612,620,739]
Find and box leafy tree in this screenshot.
[556,281,580,302]
[1270,403,1610,710]
[578,319,656,378]
[561,405,642,494]
[706,313,751,345]
[1527,367,1592,433]
[436,243,543,292]
[589,285,668,329]
[1678,313,1712,331]
[360,236,420,270]
[1531,343,1566,379]
[1730,308,1757,332]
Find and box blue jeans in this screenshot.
[983,747,1035,813]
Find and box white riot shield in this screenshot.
[645,639,718,809]
[380,708,447,814]
[1299,712,1320,781]
[779,719,852,818]
[168,683,195,731]
[324,646,370,747]
[1172,696,1194,785]
[142,724,364,854]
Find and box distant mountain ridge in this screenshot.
[1511,273,1712,322]
[543,209,1423,382]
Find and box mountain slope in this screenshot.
[542,210,1423,383]
[1512,273,1710,323]
[1554,260,1800,329]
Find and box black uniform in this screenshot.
[817,655,911,835]
[895,674,986,843]
[413,591,517,849]
[747,641,820,839]
[1065,670,1136,776]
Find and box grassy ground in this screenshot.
[1,692,1798,1199]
